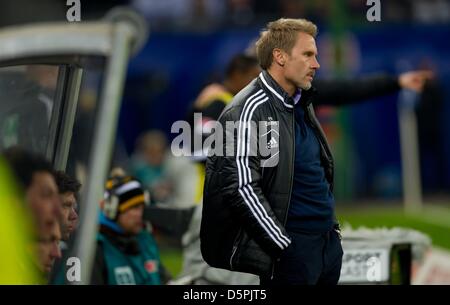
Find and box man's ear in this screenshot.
[273,48,286,67]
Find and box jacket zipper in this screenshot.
[283,109,295,227]
[229,228,243,270]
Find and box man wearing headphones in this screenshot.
[90,174,168,285]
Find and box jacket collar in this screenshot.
[99,211,125,234]
[258,70,317,110]
[99,224,141,255]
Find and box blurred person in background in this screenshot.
[2,147,61,235]
[311,70,432,107]
[0,156,41,284]
[0,65,58,155]
[34,220,62,279]
[131,129,197,208]
[2,146,61,282]
[53,171,81,244]
[90,173,170,285]
[50,171,81,284]
[25,65,59,123]
[415,61,446,194]
[131,130,168,199]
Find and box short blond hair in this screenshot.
[255,18,318,70]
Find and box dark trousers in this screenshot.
[260,229,343,285]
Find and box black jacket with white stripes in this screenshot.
[200,70,336,277]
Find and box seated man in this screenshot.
[90,174,168,285]
[2,147,62,283]
[54,171,80,246]
[49,171,81,284]
[34,220,62,278]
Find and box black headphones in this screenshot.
[104,189,120,220]
[103,176,126,220]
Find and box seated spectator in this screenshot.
[90,173,170,285]
[49,171,81,284]
[2,147,61,283]
[34,220,62,278]
[2,147,61,230]
[53,171,81,244]
[0,156,41,284]
[131,130,198,208]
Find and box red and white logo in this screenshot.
[144,260,158,273]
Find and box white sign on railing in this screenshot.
[339,248,390,283]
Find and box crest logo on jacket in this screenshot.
[144,260,158,273]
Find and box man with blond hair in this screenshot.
[201,18,343,285]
